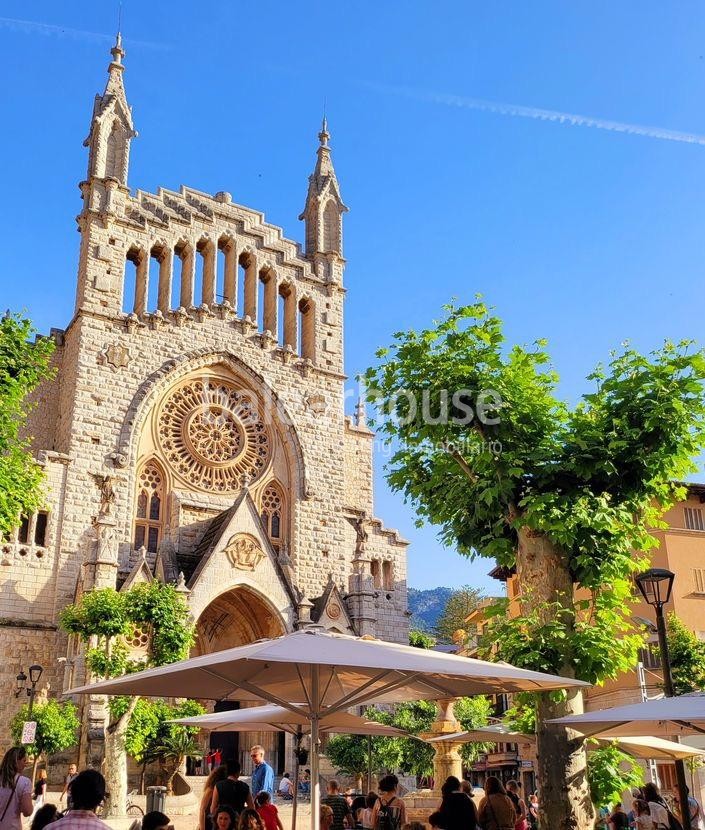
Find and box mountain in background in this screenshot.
[407,586,454,633]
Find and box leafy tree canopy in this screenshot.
[0,313,55,538]
[60,581,194,677]
[112,698,205,764]
[365,301,705,684]
[327,696,493,779]
[587,743,643,810]
[667,612,705,695]
[409,630,436,649]
[434,585,484,643]
[10,699,79,759]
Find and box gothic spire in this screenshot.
[83,32,137,185]
[299,117,348,257]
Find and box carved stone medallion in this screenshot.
[98,343,130,370]
[224,533,266,571]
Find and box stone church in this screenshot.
[0,36,409,768]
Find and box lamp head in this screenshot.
[635,568,675,607]
[29,664,43,685]
[15,671,27,695]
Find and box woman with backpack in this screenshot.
[371,775,406,830]
[643,784,682,830]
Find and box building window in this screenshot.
[370,559,381,589]
[134,462,164,553]
[260,482,285,553]
[694,569,705,594]
[657,763,677,792]
[685,507,705,531]
[17,516,30,544]
[638,643,662,670]
[382,561,394,591]
[34,512,48,547]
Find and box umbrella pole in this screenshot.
[292,729,301,830]
[311,666,321,830]
[367,734,372,794]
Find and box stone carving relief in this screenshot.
[304,393,327,416]
[224,534,265,571]
[97,343,130,370]
[157,378,271,493]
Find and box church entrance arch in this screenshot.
[193,587,288,773]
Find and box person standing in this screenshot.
[0,747,33,830]
[428,776,478,830]
[687,788,703,830]
[609,803,629,830]
[211,760,253,817]
[254,792,283,830]
[50,769,110,830]
[371,775,406,830]
[477,777,516,830]
[249,747,274,799]
[321,781,351,830]
[643,783,671,830]
[60,765,78,812]
[200,764,227,830]
[33,771,47,812]
[505,781,527,830]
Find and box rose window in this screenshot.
[157,379,271,492]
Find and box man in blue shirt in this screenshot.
[250,744,274,797]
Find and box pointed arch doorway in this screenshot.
[193,587,288,774]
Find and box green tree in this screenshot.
[364,300,705,829]
[587,744,644,811]
[409,630,436,649]
[325,734,384,790]
[433,585,484,644]
[0,313,54,538]
[60,581,194,817]
[118,698,204,793]
[10,699,79,781]
[667,612,705,695]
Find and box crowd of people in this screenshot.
[595,782,702,830]
[316,772,538,830]
[7,740,704,830]
[0,743,281,830]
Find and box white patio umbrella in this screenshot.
[427,725,705,761]
[548,692,705,738]
[170,703,414,736]
[67,627,586,830]
[170,704,417,829]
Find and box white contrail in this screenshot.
[368,81,705,147]
[0,16,168,50]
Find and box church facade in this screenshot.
[0,37,409,765]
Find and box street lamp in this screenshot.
[14,664,43,718]
[635,568,691,830]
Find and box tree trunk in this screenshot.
[103,698,139,819]
[515,527,595,830]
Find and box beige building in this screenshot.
[0,36,409,770]
[475,484,705,798]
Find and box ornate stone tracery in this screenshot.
[156,377,271,492]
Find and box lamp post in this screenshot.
[14,664,43,718]
[635,568,691,830]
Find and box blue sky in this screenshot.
[2,2,705,594]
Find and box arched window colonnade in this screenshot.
[123,238,316,359]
